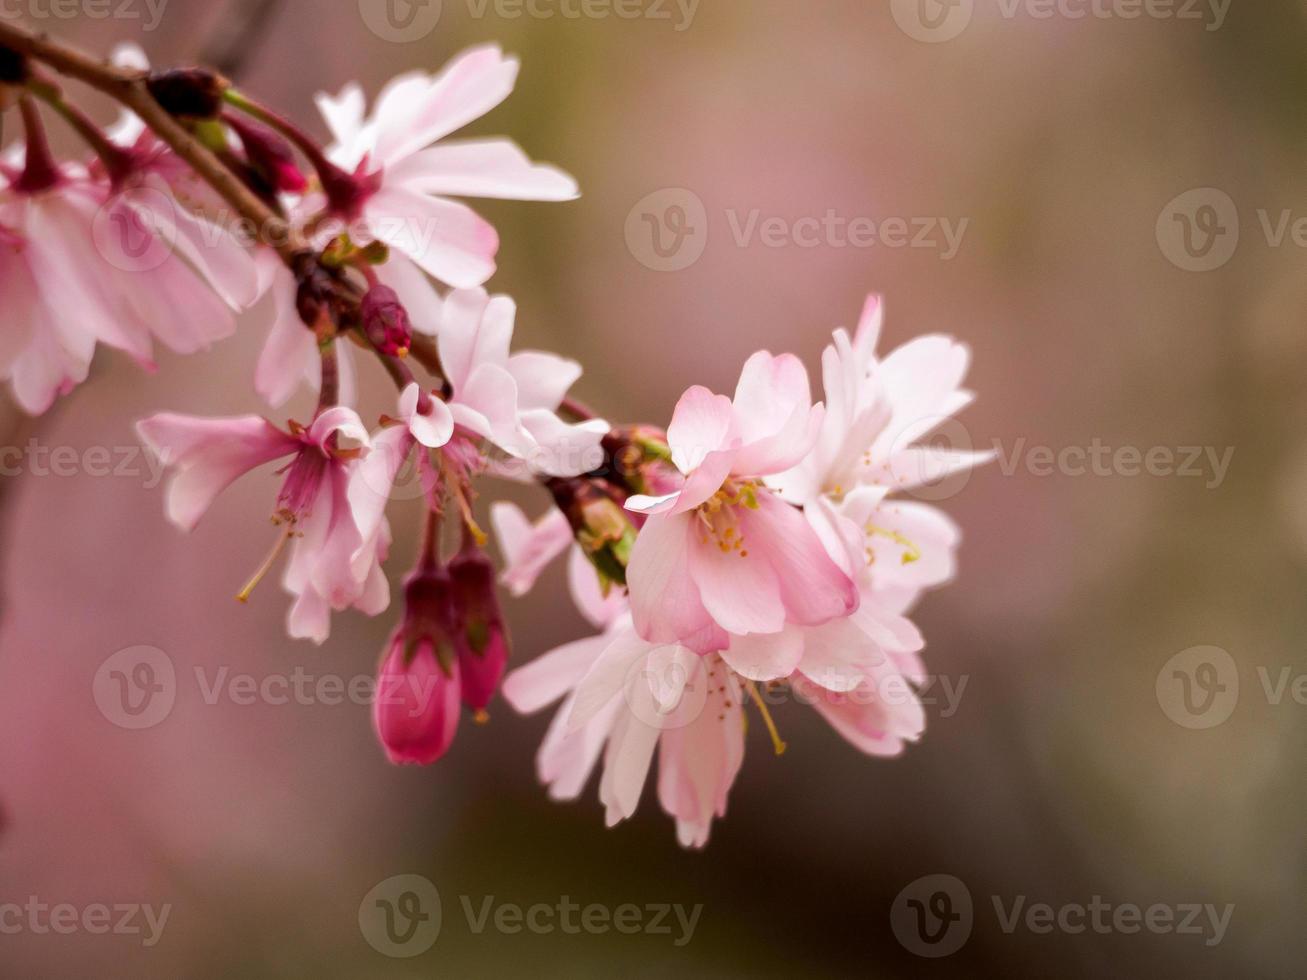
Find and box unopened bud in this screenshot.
[147,68,228,119]
[361,284,413,358]
[547,477,637,589]
[0,47,29,85]
[226,114,308,194]
[602,426,675,496]
[449,540,509,712]
[293,255,341,333]
[372,564,463,766]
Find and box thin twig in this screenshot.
[0,20,305,264]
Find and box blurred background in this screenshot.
[2,0,1304,976]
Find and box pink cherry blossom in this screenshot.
[437,287,607,478]
[624,351,858,652]
[771,295,992,504]
[313,45,578,289]
[504,595,925,848]
[137,406,380,643]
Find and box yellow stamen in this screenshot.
[745,681,788,756]
[440,455,487,546]
[236,529,294,603]
[866,524,922,565]
[474,709,490,725]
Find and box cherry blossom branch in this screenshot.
[0,20,306,263]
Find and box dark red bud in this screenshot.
[361,284,413,357]
[449,542,509,712]
[0,47,29,85]
[293,255,341,331]
[146,68,227,119]
[402,564,459,661]
[226,114,308,194]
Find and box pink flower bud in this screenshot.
[361,284,413,358]
[449,541,510,713]
[226,114,308,194]
[372,634,461,766]
[372,565,462,765]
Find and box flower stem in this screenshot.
[26,74,134,187]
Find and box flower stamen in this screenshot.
[745,680,788,757]
[236,527,295,603]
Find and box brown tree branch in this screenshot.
[0,20,305,264]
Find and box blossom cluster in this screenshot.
[0,30,988,848]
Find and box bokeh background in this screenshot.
[2,0,1305,976]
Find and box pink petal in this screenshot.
[687,528,786,637]
[739,492,858,627]
[721,629,803,682]
[389,138,578,201]
[567,546,627,629]
[136,414,296,531]
[666,385,736,474]
[502,633,607,714]
[731,351,813,448]
[599,708,660,822]
[365,190,498,289]
[567,623,654,732]
[626,513,726,652]
[437,287,513,392]
[373,46,520,165]
[489,502,573,597]
[852,293,884,369]
[506,350,583,411]
[255,262,318,408]
[348,425,416,546]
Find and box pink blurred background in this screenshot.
[1,0,1303,975]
